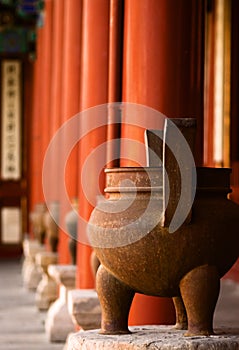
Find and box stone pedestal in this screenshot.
[44,201,60,253]
[68,289,101,330]
[35,251,58,310]
[66,325,239,350]
[65,199,78,265]
[22,238,45,290]
[29,202,47,245]
[45,264,77,342]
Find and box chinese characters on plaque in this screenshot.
[1,60,22,179]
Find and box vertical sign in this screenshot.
[1,60,22,180]
[1,207,21,243]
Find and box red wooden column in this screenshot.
[225,0,239,283]
[57,0,82,264]
[230,0,239,206]
[29,29,43,217]
[77,0,110,288]
[106,0,123,167]
[204,3,216,167]
[38,0,53,183]
[122,0,205,325]
[24,59,34,236]
[29,0,53,217]
[47,0,64,200]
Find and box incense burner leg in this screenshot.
[173,295,188,330]
[96,265,135,334]
[180,265,220,336]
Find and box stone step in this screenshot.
[66,325,239,350]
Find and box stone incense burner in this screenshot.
[87,119,239,337]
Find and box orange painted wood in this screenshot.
[129,294,176,326]
[106,0,123,168]
[204,3,216,167]
[226,1,239,284]
[61,0,82,199]
[45,0,66,259]
[35,0,53,204]
[46,0,64,203]
[23,60,34,237]
[29,29,44,214]
[57,0,82,264]
[122,0,204,166]
[28,0,53,245]
[49,0,64,139]
[122,0,205,326]
[39,0,53,170]
[76,0,110,289]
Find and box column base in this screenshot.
[45,265,77,342]
[35,275,58,310]
[35,252,58,311]
[45,291,75,342]
[24,263,42,291]
[68,289,101,330]
[66,325,239,350]
[22,239,45,290]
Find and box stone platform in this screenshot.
[67,325,239,350]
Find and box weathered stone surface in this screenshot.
[35,252,58,310]
[68,289,101,330]
[67,325,239,350]
[22,239,45,290]
[45,265,77,342]
[48,264,76,288]
[24,263,42,291]
[35,274,58,310]
[35,251,58,269]
[45,286,75,342]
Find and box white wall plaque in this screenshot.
[1,207,21,244]
[1,60,22,180]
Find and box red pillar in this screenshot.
[122,0,205,325]
[225,0,239,283]
[61,0,82,199]
[204,3,216,167]
[57,0,82,264]
[29,0,53,216]
[49,0,64,139]
[39,0,53,183]
[46,0,64,203]
[43,0,67,260]
[29,29,43,216]
[106,0,123,167]
[76,0,110,288]
[122,0,204,167]
[23,58,33,236]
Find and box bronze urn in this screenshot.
[87,120,239,336]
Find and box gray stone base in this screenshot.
[35,276,58,311]
[45,296,75,342]
[67,289,101,330]
[66,325,239,350]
